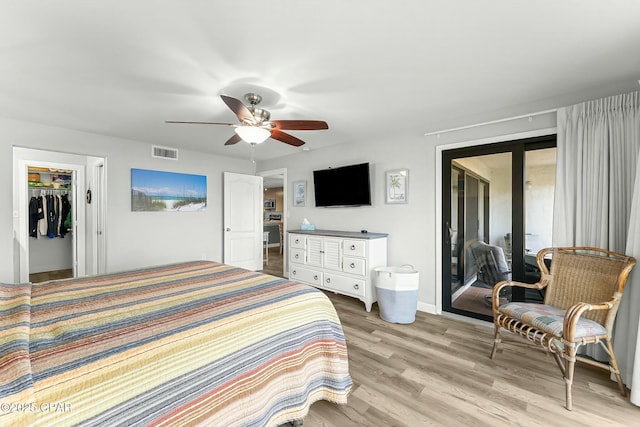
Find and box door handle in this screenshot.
[226,227,231,232]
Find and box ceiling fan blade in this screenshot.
[272,120,329,130]
[271,129,305,147]
[224,133,242,145]
[165,120,235,126]
[220,95,256,124]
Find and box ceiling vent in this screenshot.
[152,145,178,160]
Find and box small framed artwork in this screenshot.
[293,180,306,207]
[385,169,409,204]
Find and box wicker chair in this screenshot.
[468,240,512,305]
[490,247,636,410]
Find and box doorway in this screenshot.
[442,135,556,321]
[13,147,106,283]
[259,168,287,278]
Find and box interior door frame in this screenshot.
[434,128,556,316]
[13,148,107,282]
[258,168,287,276]
[15,156,85,282]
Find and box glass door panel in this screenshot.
[445,153,512,320]
[522,147,557,301]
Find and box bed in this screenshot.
[1,261,352,426]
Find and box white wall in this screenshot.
[1,117,253,282]
[259,113,557,313]
[259,136,435,307]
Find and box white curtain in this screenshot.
[553,91,640,404]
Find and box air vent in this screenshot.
[152,146,178,160]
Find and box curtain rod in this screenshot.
[423,108,558,137]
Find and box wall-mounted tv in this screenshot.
[313,162,372,207]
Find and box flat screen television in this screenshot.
[313,162,372,207]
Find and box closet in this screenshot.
[27,166,74,282]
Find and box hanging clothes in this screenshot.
[47,195,56,238]
[60,194,71,237]
[54,195,61,237]
[29,196,41,237]
[38,195,48,237]
[64,209,72,231]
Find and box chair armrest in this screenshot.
[563,297,619,341]
[491,280,547,311]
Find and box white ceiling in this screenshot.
[2,1,639,161]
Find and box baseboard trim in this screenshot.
[417,301,437,315]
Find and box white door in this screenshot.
[223,172,263,270]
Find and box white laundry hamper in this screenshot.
[374,265,419,324]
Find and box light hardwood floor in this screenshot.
[29,268,73,283]
[304,291,640,426]
[260,246,285,277]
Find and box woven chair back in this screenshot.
[543,248,631,326]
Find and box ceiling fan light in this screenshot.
[234,126,271,144]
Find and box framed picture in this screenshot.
[293,180,306,207]
[131,168,207,212]
[385,169,409,204]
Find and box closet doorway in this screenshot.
[27,165,77,282]
[13,148,106,283]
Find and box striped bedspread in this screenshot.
[1,261,352,426]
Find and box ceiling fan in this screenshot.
[166,93,328,147]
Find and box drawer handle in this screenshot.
[350,244,356,250]
[353,284,359,290]
[313,275,319,280]
[326,278,331,284]
[295,239,300,244]
[350,263,356,268]
[292,270,297,275]
[295,254,299,259]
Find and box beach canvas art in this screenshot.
[131,168,207,212]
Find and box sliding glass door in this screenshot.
[442,135,556,321]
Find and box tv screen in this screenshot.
[313,162,372,207]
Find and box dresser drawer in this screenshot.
[290,235,306,249]
[290,248,305,264]
[289,266,322,287]
[324,273,365,297]
[343,256,366,276]
[343,239,366,257]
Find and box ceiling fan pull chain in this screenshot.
[250,143,257,174]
